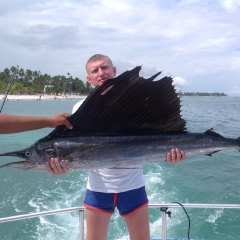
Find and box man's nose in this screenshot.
[98,68,104,76]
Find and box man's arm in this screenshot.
[0,113,72,134]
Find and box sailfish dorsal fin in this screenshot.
[39,66,186,142]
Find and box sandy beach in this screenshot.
[0,94,87,101]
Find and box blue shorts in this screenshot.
[83,186,148,216]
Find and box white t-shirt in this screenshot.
[72,100,145,193]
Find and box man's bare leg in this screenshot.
[123,204,150,240]
[85,208,112,240]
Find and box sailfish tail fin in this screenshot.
[237,137,240,151]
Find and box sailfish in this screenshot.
[0,66,239,171]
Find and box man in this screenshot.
[0,112,72,134]
[47,54,186,240]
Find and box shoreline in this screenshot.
[0,94,87,101]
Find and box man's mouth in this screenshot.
[98,79,107,84]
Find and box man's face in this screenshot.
[86,58,117,87]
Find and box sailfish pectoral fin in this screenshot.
[206,150,221,156]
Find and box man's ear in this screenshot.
[86,76,92,84]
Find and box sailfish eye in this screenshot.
[24,150,32,157]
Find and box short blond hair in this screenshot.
[85,54,113,70]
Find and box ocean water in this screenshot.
[0,97,240,240]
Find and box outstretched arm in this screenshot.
[0,112,72,134]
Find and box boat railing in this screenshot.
[0,203,240,240]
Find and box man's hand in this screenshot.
[166,148,186,164]
[46,158,71,175]
[47,113,73,129]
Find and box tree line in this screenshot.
[180,92,227,97]
[0,66,93,95]
[1,66,227,97]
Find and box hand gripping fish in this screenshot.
[0,66,239,171]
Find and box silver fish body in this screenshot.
[0,131,239,171]
[1,67,239,171]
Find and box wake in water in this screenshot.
[0,98,240,239]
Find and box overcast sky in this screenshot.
[0,0,240,95]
